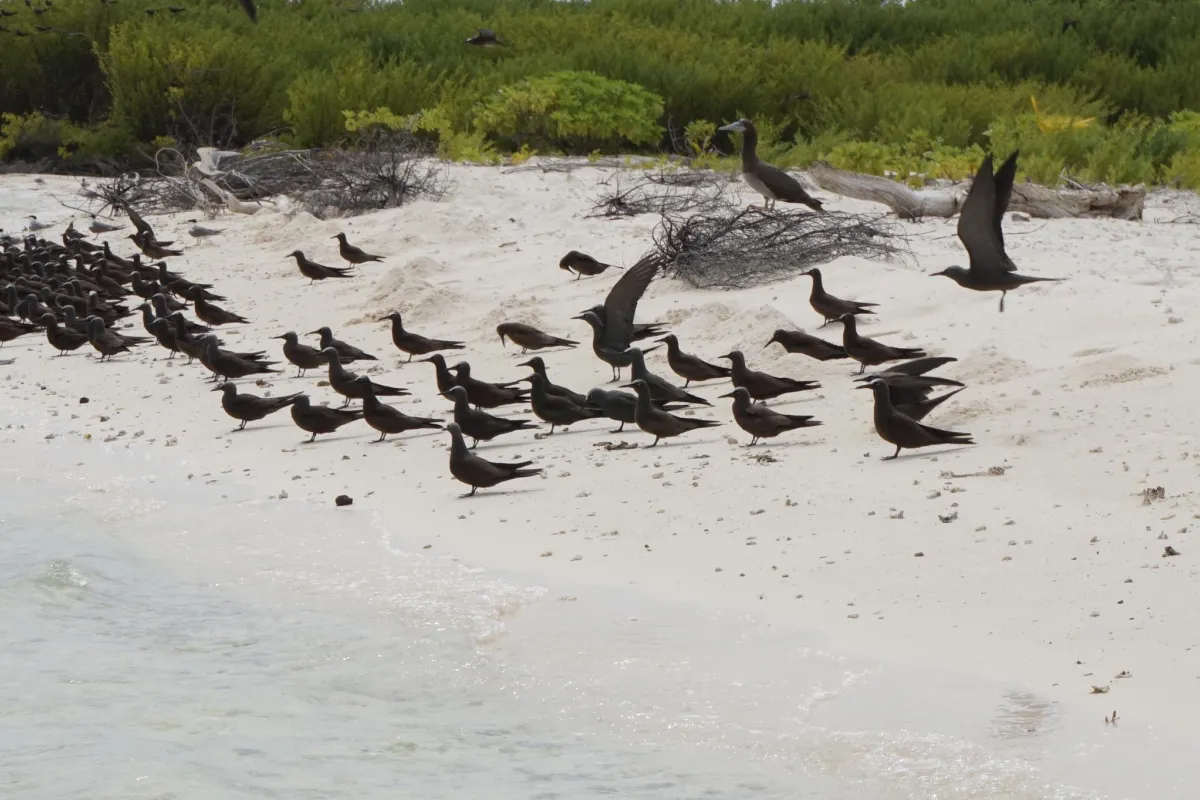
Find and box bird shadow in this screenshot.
[885,443,979,462]
[458,486,544,500]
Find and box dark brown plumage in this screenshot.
[441,385,536,448]
[720,386,821,445]
[379,312,465,361]
[656,334,731,388]
[857,377,974,460]
[765,328,849,361]
[721,350,819,402]
[333,232,384,265]
[836,314,927,375]
[289,394,363,443]
[803,268,877,326]
[215,383,301,431]
[445,423,539,498]
[287,250,355,284]
[718,118,823,211]
[496,322,578,353]
[621,379,721,447]
[559,250,623,279]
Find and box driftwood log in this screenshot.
[807,161,1146,221]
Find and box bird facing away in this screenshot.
[720,386,821,445]
[287,250,355,284]
[932,151,1064,312]
[718,118,823,212]
[333,232,384,265]
[857,376,974,460]
[571,255,660,381]
[310,326,377,362]
[496,322,578,354]
[721,350,820,403]
[445,423,539,498]
[354,376,442,443]
[656,334,731,388]
[621,379,721,447]
[765,328,849,361]
[559,250,623,280]
[289,394,363,443]
[274,331,329,377]
[441,385,537,448]
[378,312,465,362]
[803,268,878,326]
[214,383,301,431]
[465,28,503,46]
[836,314,927,375]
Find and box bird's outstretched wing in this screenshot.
[956,154,1009,279]
[992,150,1019,271]
[601,255,658,350]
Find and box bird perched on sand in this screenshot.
[765,328,848,361]
[444,422,539,498]
[86,316,150,361]
[836,314,927,375]
[188,223,223,243]
[355,377,442,443]
[322,348,407,407]
[214,383,301,431]
[287,250,355,284]
[496,322,578,354]
[309,326,377,362]
[720,386,821,445]
[88,215,123,236]
[718,118,823,212]
[24,215,53,232]
[289,394,363,443]
[40,314,89,355]
[572,256,660,381]
[656,334,730,388]
[441,385,537,448]
[721,350,819,403]
[516,356,587,406]
[333,232,384,265]
[621,379,721,447]
[189,286,248,326]
[274,331,328,377]
[583,388,689,434]
[450,361,529,409]
[802,268,878,326]
[559,250,623,280]
[857,376,974,460]
[524,372,599,435]
[465,28,503,46]
[931,151,1064,312]
[378,312,465,362]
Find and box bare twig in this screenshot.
[587,167,739,219]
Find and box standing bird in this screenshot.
[441,385,537,448]
[721,350,820,403]
[524,373,599,434]
[465,28,503,46]
[625,347,710,406]
[583,388,689,434]
[571,255,660,381]
[201,336,280,381]
[333,232,383,265]
[559,250,623,280]
[378,312,465,362]
[85,317,149,360]
[517,356,587,406]
[765,328,849,361]
[444,423,540,498]
[24,215,54,232]
[354,377,442,443]
[287,250,355,284]
[214,383,301,431]
[188,223,223,243]
[857,377,974,460]
[275,331,329,377]
[496,322,578,353]
[720,386,821,445]
[836,314,927,375]
[88,215,123,236]
[718,118,823,211]
[656,334,730,388]
[932,151,1064,312]
[621,379,721,447]
[803,268,877,327]
[323,348,408,407]
[309,326,377,362]
[0,318,40,347]
[40,314,88,355]
[450,361,529,409]
[189,286,248,326]
[289,394,363,443]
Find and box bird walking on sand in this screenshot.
[718,118,823,212]
[765,328,849,361]
[932,151,1064,312]
[214,383,301,431]
[720,386,821,445]
[721,350,819,403]
[621,379,720,447]
[496,322,578,354]
[857,376,974,460]
[656,334,730,388]
[333,232,384,265]
[287,250,355,284]
[803,268,877,326]
[355,377,442,443]
[836,314,927,375]
[378,312,465,362]
[559,250,623,279]
[289,394,363,443]
[445,422,540,498]
[441,385,537,448]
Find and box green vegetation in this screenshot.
[3,0,1200,186]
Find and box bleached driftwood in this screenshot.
[807,161,1146,221]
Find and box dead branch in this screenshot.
[587,167,740,219]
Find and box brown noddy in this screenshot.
[450,361,530,409]
[85,316,149,361]
[932,151,1064,312]
[621,379,721,447]
[854,357,964,406]
[333,232,384,265]
[523,373,600,434]
[353,376,442,442]
[578,304,667,342]
[0,317,39,346]
[214,382,301,431]
[419,352,460,396]
[130,231,182,259]
[309,326,377,362]
[720,386,821,445]
[720,350,819,403]
[655,334,731,388]
[189,286,248,326]
[40,313,88,355]
[289,394,363,443]
[202,336,280,381]
[145,316,182,358]
[322,348,408,406]
[441,385,537,448]
[802,268,878,326]
[274,331,329,377]
[625,346,710,406]
[287,250,355,284]
[718,118,823,211]
[836,314,927,375]
[857,377,974,460]
[583,388,690,434]
[378,312,465,362]
[517,356,587,406]
[765,328,849,361]
[496,322,578,354]
[896,387,965,422]
[152,294,208,335]
[445,423,540,498]
[559,250,623,280]
[571,256,660,381]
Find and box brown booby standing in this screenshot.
[931,151,1064,312]
[857,376,974,460]
[718,118,823,212]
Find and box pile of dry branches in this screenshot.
[646,206,908,290]
[587,167,739,219]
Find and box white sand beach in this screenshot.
[3,165,1199,797]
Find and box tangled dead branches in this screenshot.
[587,167,739,219]
[647,207,908,290]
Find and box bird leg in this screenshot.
[374,433,387,443]
[548,425,556,435]
[237,420,247,431]
[610,423,626,433]
[469,487,478,497]
[683,378,691,389]
[307,433,317,443]
[999,291,1007,313]
[858,362,866,375]
[649,437,660,447]
[882,445,901,461]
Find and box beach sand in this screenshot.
[3,165,1199,764]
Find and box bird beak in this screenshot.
[438,391,452,398]
[271,335,286,340]
[854,383,871,390]
[569,314,584,321]
[930,270,948,277]
[763,338,775,349]
[654,336,671,343]
[718,121,745,133]
[718,353,733,360]
[375,316,390,323]
[210,384,224,392]
[498,335,506,348]
[717,391,736,398]
[618,384,635,390]
[305,329,319,335]
[516,360,532,368]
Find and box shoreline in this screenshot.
[4,167,1200,794]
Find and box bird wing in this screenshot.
[755,161,820,206]
[601,256,658,350]
[122,203,154,238]
[956,155,1009,279]
[992,151,1019,272]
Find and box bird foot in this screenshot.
[881,455,898,461]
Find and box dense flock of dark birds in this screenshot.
[0,147,1063,496]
